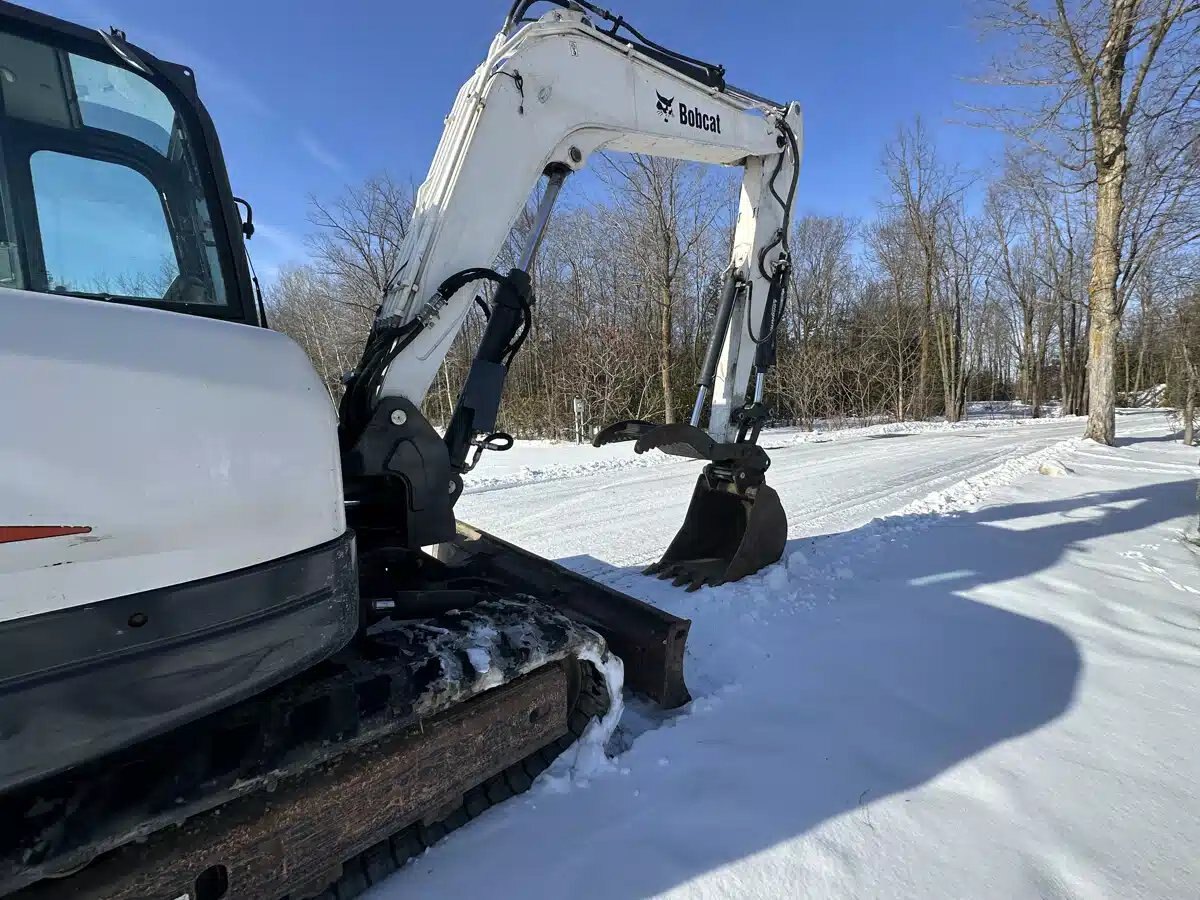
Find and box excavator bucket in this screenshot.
[594,421,788,591]
[645,473,788,591]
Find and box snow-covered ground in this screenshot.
[461,408,1071,502]
[373,408,1199,899]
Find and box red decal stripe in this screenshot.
[0,525,93,544]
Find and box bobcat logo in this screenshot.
[655,91,674,122]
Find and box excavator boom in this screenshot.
[340,0,801,589]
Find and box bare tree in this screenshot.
[988,166,1057,415]
[868,215,925,421]
[781,215,859,427]
[307,174,416,318]
[268,266,363,395]
[1161,250,1200,440]
[935,201,987,421]
[270,176,416,397]
[598,155,730,423]
[980,0,1200,443]
[883,119,964,419]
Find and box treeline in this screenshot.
[269,0,1199,444]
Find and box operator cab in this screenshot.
[0,2,355,803]
[0,2,258,324]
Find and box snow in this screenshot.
[458,408,1071,497]
[1038,458,1072,476]
[465,646,491,675]
[370,408,1199,899]
[539,646,626,793]
[1125,383,1167,408]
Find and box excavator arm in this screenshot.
[374,5,801,420]
[341,2,801,586]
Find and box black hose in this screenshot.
[502,0,725,85]
[748,116,799,347]
[340,267,512,447]
[338,318,423,447]
[504,0,566,32]
[756,116,800,281]
[502,299,533,366]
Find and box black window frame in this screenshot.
[0,1,260,326]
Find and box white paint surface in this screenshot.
[0,287,344,619]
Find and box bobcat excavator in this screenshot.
[0,1,801,896]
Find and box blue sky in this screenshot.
[30,0,1008,278]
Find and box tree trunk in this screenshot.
[1083,141,1126,445]
[1134,302,1150,398]
[1184,348,1197,446]
[1075,308,1090,415]
[1122,343,1130,404]
[1058,297,1070,414]
[659,283,675,424]
[894,282,905,422]
[1184,382,1195,446]
[915,255,934,420]
[1020,310,1034,406]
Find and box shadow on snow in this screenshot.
[533,475,1194,899]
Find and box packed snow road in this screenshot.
[372,409,1198,900]
[455,414,1143,569]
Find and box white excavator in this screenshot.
[0,1,801,897]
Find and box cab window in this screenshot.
[32,150,179,298]
[0,29,230,308]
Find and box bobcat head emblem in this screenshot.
[655,91,674,121]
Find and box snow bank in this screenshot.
[902,437,1082,515]
[1124,383,1167,407]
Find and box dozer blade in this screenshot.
[439,522,692,709]
[645,474,787,591]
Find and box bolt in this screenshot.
[449,479,457,494]
[390,409,407,426]
[568,146,583,164]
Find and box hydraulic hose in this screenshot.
[339,267,513,448]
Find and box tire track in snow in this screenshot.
[457,418,1092,570]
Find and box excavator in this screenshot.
[0,1,801,897]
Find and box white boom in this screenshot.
[375,7,802,443]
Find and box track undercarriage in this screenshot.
[2,528,690,900]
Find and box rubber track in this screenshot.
[2,599,606,896]
[307,662,609,900]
